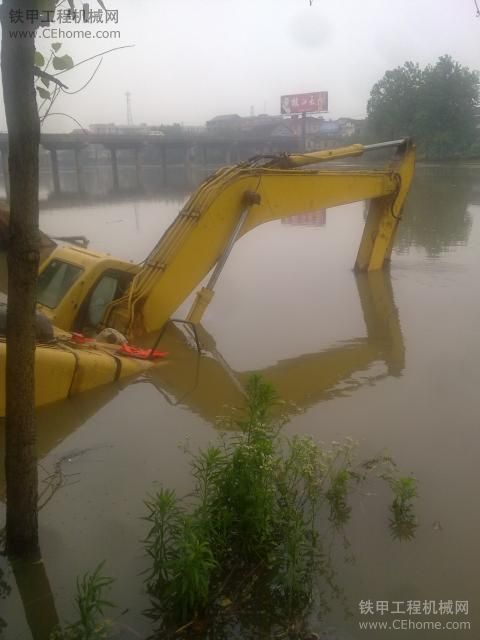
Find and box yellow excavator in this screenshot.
[0,138,416,415]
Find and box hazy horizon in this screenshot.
[0,0,478,132]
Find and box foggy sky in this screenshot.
[0,0,479,132]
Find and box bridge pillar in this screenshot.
[74,147,85,193]
[49,148,61,194]
[160,146,168,184]
[185,145,198,172]
[200,144,207,166]
[109,147,120,191]
[1,149,9,200]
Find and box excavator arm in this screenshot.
[104,139,415,338]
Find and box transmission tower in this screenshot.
[125,91,133,126]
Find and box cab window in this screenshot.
[37,260,83,309]
[74,269,132,332]
[86,274,121,326]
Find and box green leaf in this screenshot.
[52,54,74,71]
[51,42,62,53]
[41,75,50,88]
[37,86,51,100]
[34,51,45,67]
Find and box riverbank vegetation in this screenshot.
[142,375,418,636]
[367,55,479,160]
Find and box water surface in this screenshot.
[0,164,479,639]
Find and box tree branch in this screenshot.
[61,58,103,95]
[34,67,69,89]
[52,44,135,77]
[39,84,61,123]
[41,112,88,133]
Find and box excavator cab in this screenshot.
[36,245,138,333]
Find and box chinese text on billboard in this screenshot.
[280,92,328,114]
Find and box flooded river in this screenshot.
[0,163,480,638]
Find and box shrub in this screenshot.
[143,375,416,629]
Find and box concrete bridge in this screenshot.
[0,130,300,197]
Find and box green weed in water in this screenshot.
[50,562,114,640]
[389,476,418,540]
[326,469,351,527]
[143,375,417,629]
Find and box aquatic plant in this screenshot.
[388,476,418,540]
[50,562,114,640]
[143,375,416,629]
[326,468,352,527]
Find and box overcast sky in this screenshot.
[1,0,479,132]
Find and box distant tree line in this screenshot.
[367,55,480,160]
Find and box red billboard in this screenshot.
[280,92,328,115]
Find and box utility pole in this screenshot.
[301,112,307,151]
[126,91,133,126]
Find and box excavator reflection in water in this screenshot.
[148,270,404,420]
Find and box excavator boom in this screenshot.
[104,138,415,338]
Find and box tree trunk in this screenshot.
[1,0,41,555]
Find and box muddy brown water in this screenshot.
[0,164,479,639]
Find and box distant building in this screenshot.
[284,116,341,150]
[204,112,368,151]
[204,113,297,154]
[181,125,206,134]
[246,120,295,140]
[285,115,324,137]
[206,113,290,137]
[337,117,366,138]
[318,121,341,136]
[206,114,243,132]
